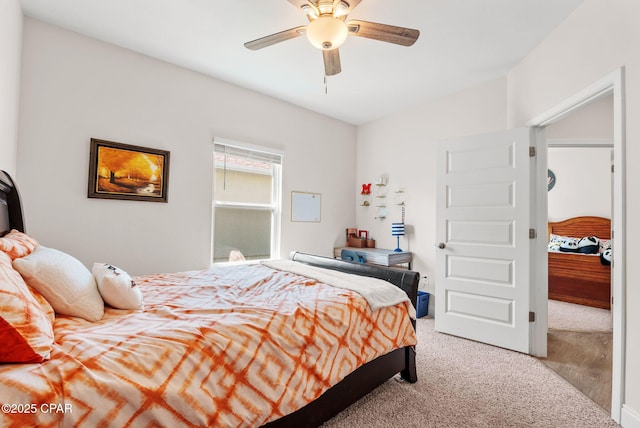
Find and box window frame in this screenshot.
[212,139,282,263]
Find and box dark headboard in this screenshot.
[0,170,25,236]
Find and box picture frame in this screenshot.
[346,228,358,238]
[88,138,170,202]
[358,230,369,239]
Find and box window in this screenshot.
[212,141,282,263]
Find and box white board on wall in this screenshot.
[291,191,321,222]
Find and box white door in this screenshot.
[435,128,541,354]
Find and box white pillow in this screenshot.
[92,263,143,310]
[13,246,104,322]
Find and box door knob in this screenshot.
[437,242,446,249]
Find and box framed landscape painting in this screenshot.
[88,138,170,202]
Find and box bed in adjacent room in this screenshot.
[547,216,611,309]
[0,170,418,427]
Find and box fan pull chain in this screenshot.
[324,75,328,94]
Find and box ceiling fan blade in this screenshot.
[244,26,306,50]
[347,20,419,46]
[323,49,341,76]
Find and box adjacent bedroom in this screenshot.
[543,94,614,413]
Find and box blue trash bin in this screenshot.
[416,291,430,318]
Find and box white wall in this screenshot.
[547,147,612,222]
[546,94,613,143]
[17,18,356,276]
[545,93,613,222]
[507,0,640,422]
[356,77,508,295]
[0,0,22,175]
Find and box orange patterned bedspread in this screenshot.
[0,263,416,427]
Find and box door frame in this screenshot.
[526,68,626,422]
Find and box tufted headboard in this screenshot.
[0,170,25,237]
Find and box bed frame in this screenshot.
[0,170,418,427]
[547,216,611,309]
[0,170,25,236]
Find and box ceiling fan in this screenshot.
[244,0,420,76]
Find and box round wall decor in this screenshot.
[547,169,556,191]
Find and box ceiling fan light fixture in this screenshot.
[300,4,319,20]
[317,1,334,15]
[333,1,350,17]
[306,15,348,50]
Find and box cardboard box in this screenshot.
[348,236,367,248]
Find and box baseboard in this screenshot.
[621,404,640,428]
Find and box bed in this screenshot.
[547,216,611,309]
[0,170,418,427]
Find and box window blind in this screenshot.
[214,143,282,165]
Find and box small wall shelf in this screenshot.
[393,190,406,206]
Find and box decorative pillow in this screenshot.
[92,263,143,310]
[0,251,54,363]
[558,236,580,253]
[0,229,39,259]
[547,234,564,252]
[600,242,612,266]
[577,236,600,254]
[13,246,104,322]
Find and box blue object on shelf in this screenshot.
[416,291,430,318]
[340,249,366,263]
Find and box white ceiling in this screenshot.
[19,0,584,125]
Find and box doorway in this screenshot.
[542,98,614,411]
[527,68,626,422]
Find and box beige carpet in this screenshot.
[543,330,612,412]
[548,300,612,332]
[323,317,618,428]
[543,300,613,412]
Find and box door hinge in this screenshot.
[611,164,615,173]
[529,228,537,239]
[529,311,536,322]
[529,146,536,157]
